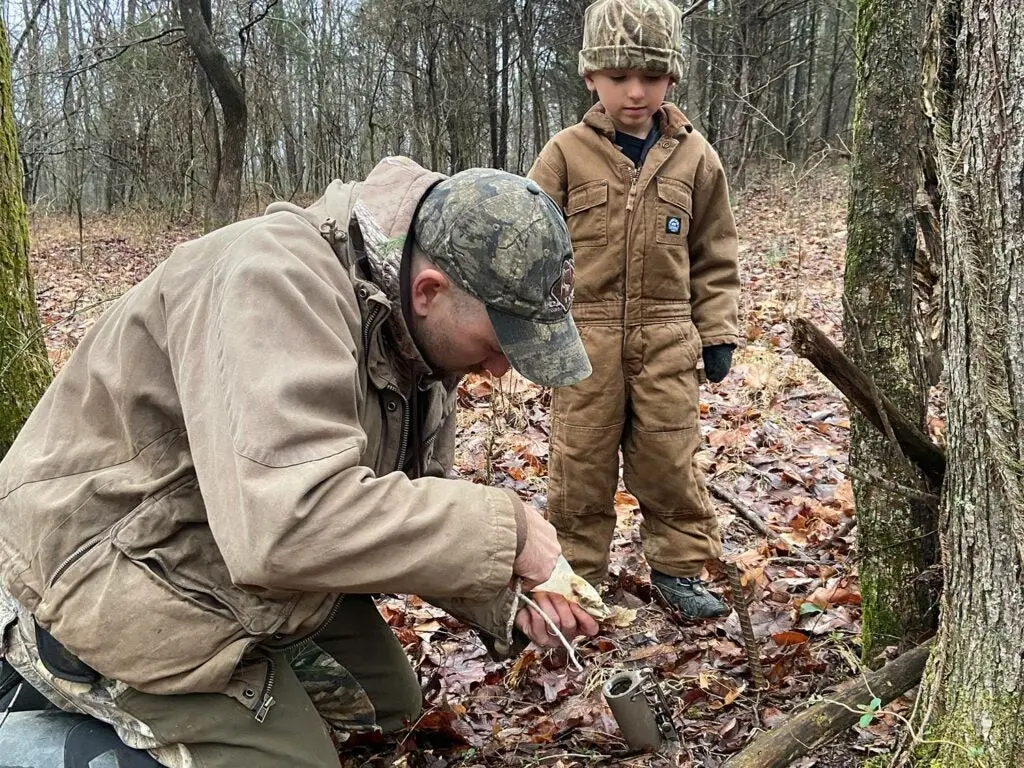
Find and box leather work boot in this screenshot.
[650,571,728,619]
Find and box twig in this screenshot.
[845,465,940,506]
[0,682,23,731]
[768,555,835,567]
[518,594,584,672]
[727,563,768,690]
[710,482,775,539]
[814,516,857,552]
[710,483,824,565]
[681,0,711,19]
[855,529,938,564]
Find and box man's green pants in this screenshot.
[2,595,422,767]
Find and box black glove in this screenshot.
[701,344,735,383]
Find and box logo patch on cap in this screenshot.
[549,257,575,312]
[666,216,682,234]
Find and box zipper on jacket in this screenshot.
[270,591,347,658]
[390,384,411,473]
[305,595,345,645]
[623,165,640,332]
[358,291,413,474]
[362,302,384,353]
[626,166,641,212]
[254,657,277,723]
[47,529,111,589]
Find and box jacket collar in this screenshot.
[582,102,694,141]
[342,157,446,391]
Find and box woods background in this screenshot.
[12,0,1024,763]
[4,0,855,222]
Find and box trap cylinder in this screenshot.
[602,670,664,751]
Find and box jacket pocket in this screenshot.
[38,536,252,695]
[654,178,692,246]
[673,320,703,371]
[109,476,296,637]
[566,180,609,247]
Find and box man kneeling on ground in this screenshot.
[0,156,598,767]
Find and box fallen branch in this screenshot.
[790,317,945,484]
[710,482,775,539]
[723,642,931,768]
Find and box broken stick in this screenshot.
[790,317,945,484]
[709,482,774,539]
[723,642,931,768]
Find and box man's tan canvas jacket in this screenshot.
[0,157,521,705]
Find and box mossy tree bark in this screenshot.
[899,0,1024,764]
[844,0,938,661]
[0,19,51,461]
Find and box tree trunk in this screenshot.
[0,19,51,459]
[178,0,247,230]
[901,0,1024,762]
[498,7,510,170]
[844,0,937,661]
[819,4,843,141]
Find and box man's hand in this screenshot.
[515,591,600,648]
[512,506,561,589]
[701,343,735,383]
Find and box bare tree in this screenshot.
[177,0,246,229]
[843,0,937,661]
[8,0,859,215]
[897,0,1024,762]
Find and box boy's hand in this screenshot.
[702,344,735,382]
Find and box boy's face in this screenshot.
[585,70,673,138]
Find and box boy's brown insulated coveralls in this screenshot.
[529,103,740,583]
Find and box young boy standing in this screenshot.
[528,0,740,619]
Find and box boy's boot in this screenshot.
[650,571,727,619]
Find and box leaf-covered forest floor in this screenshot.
[28,161,925,767]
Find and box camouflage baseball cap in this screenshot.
[414,168,592,388]
[579,0,683,82]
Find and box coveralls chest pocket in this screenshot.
[654,178,692,247]
[644,178,694,301]
[565,180,609,247]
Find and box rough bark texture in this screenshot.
[844,0,937,661]
[178,0,247,231]
[0,19,51,460]
[905,0,1024,763]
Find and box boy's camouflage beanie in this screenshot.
[578,0,683,82]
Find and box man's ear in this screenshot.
[409,267,451,319]
[583,74,597,93]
